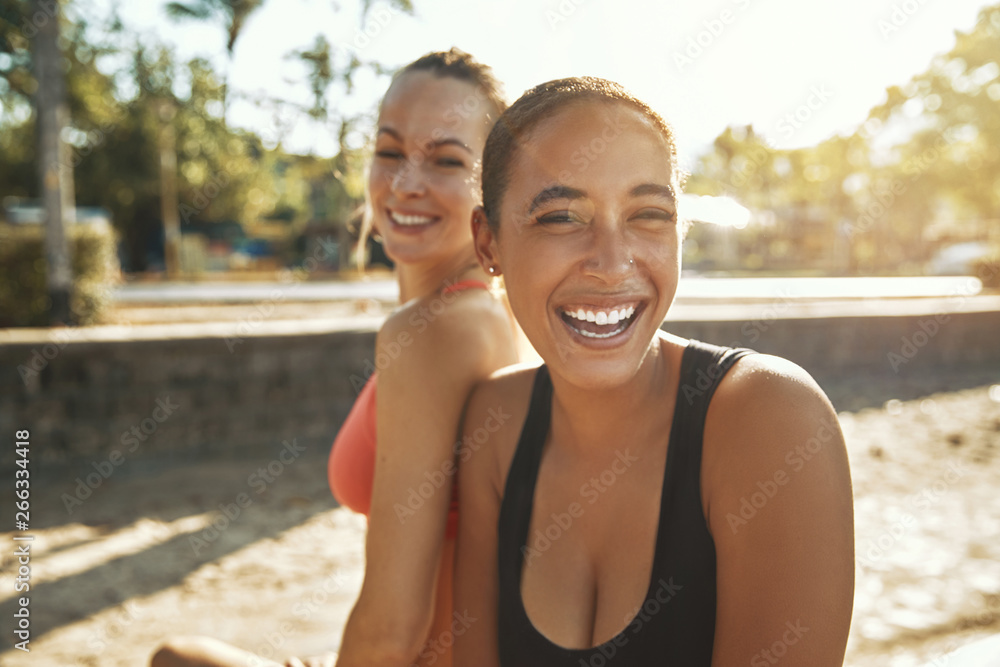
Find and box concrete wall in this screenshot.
[1,327,375,471]
[2,305,998,472]
[665,309,1000,376]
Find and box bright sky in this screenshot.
[103,0,994,168]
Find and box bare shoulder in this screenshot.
[379,288,516,381]
[710,353,835,434]
[719,351,824,391]
[460,363,540,498]
[702,352,851,523]
[702,356,855,664]
[702,354,851,528]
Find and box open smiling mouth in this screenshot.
[388,210,438,227]
[560,304,641,339]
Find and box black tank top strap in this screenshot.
[497,342,754,666]
[497,364,552,637]
[675,339,755,433]
[651,339,756,625]
[666,339,756,508]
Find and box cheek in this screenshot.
[450,173,479,203]
[636,231,680,275]
[651,243,680,272]
[368,166,391,198]
[463,175,482,205]
[499,246,558,319]
[437,180,479,224]
[503,272,548,344]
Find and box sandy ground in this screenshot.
[2,376,999,666]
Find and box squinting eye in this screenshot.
[375,149,403,160]
[536,211,579,225]
[633,208,677,222]
[436,157,465,168]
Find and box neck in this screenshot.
[548,336,676,454]
[395,246,484,303]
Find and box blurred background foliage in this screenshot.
[0,0,997,276]
[685,3,1000,276]
[0,221,118,325]
[0,0,400,273]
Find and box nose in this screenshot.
[390,159,427,197]
[581,221,634,283]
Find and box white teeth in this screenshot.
[563,304,639,339]
[564,305,637,323]
[392,212,434,225]
[578,327,624,339]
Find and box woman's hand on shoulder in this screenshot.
[703,354,854,667]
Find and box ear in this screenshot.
[472,206,502,276]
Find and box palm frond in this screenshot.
[164,2,213,20]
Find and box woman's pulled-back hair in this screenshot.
[482,77,683,231]
[386,47,507,123]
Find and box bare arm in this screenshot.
[335,299,516,667]
[705,355,854,666]
[452,378,508,667]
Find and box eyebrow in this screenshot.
[527,185,587,214]
[630,183,677,206]
[526,182,676,214]
[376,126,473,154]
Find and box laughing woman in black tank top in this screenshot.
[454,78,855,666]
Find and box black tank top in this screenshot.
[497,340,754,666]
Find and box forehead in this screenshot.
[379,71,490,147]
[506,101,674,202]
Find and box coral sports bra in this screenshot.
[327,279,490,539]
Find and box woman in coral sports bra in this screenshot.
[319,50,519,667]
[151,49,520,667]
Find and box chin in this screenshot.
[545,346,654,392]
[380,239,434,266]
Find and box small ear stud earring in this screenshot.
[488,266,496,275]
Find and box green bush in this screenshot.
[0,222,120,327]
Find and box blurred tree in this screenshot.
[859,3,1000,271]
[690,3,999,275]
[361,0,413,14]
[31,0,75,323]
[1,0,420,279]
[291,34,335,121]
[1,0,38,197]
[164,0,264,125]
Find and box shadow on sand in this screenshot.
[1,450,338,650]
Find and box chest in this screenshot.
[519,438,670,649]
